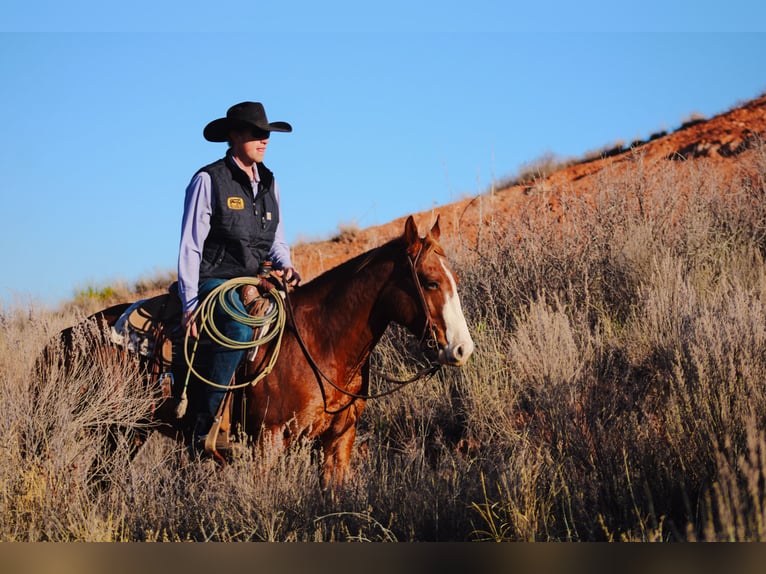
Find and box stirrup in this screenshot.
[203,417,233,454]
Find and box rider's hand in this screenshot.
[275,266,301,287]
[182,310,198,338]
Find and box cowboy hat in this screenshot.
[203,101,292,142]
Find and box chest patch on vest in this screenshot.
[227,197,245,210]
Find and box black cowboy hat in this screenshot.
[203,101,292,142]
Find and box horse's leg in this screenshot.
[320,420,359,490]
[319,398,368,490]
[89,424,151,491]
[245,422,291,483]
[319,364,369,489]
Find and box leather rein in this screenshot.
[281,244,442,413]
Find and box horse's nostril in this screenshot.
[450,341,474,364]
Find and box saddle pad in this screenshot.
[110,299,152,356]
[110,293,177,362]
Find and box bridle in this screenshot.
[282,242,443,414]
[407,242,441,353]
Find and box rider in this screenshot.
[177,101,301,452]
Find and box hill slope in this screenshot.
[292,94,766,279]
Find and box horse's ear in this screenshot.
[404,215,419,243]
[430,215,441,241]
[404,215,421,255]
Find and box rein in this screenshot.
[282,246,442,413]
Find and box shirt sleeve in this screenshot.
[178,171,213,312]
[269,179,294,269]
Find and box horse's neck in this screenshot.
[293,254,395,371]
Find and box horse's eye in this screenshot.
[425,281,440,291]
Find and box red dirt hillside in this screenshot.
[292,93,766,279]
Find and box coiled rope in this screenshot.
[174,277,286,418]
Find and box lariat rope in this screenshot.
[175,277,286,418]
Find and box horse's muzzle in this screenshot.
[437,338,474,367]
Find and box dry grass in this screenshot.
[2,140,766,541]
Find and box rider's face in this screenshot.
[230,129,270,166]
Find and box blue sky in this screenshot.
[2,2,766,307]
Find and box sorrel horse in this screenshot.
[45,215,474,488]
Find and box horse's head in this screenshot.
[395,215,474,366]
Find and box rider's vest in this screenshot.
[198,155,280,280]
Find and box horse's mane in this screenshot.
[293,226,443,299]
[297,236,406,295]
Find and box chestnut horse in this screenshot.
[46,215,474,488]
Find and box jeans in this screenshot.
[193,278,254,436]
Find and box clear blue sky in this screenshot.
[2,1,765,307]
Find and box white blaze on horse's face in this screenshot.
[435,256,474,366]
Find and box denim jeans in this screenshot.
[193,278,254,435]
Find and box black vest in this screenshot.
[198,154,280,280]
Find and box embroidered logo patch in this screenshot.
[227,197,245,210]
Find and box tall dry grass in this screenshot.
[443,141,766,541]
[2,140,766,540]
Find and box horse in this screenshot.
[42,215,474,489]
